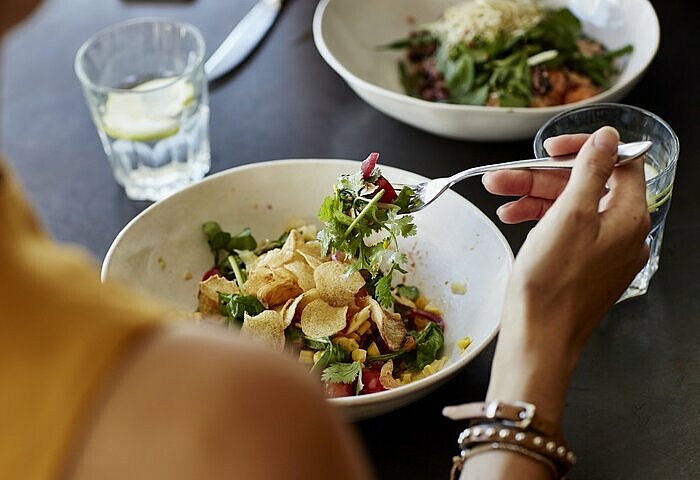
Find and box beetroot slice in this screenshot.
[375,176,398,203]
[202,267,220,281]
[361,152,380,179]
[407,309,445,331]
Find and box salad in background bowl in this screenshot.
[313,0,659,141]
[102,158,513,420]
[389,1,632,107]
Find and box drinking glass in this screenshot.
[534,103,679,301]
[75,19,210,201]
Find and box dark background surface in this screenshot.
[2,0,698,478]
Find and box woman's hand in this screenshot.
[487,127,651,425]
[462,127,651,480]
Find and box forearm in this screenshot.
[460,305,581,480]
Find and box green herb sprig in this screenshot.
[317,168,417,309]
[321,361,364,395]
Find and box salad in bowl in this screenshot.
[196,155,459,397]
[102,156,513,419]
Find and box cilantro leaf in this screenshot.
[394,186,422,214]
[321,361,364,395]
[386,210,417,238]
[374,274,394,309]
[218,293,265,326]
[310,342,348,374]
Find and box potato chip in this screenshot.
[379,360,402,389]
[280,289,320,328]
[282,288,318,328]
[254,249,286,269]
[241,310,285,351]
[244,266,276,294]
[198,275,240,315]
[245,267,302,307]
[275,298,293,317]
[258,279,303,308]
[297,241,324,269]
[346,304,371,334]
[369,298,406,351]
[284,260,316,291]
[313,261,365,307]
[281,229,305,258]
[300,298,348,338]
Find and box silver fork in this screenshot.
[394,141,652,213]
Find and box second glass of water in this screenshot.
[75,19,210,201]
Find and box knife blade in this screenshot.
[205,0,282,81]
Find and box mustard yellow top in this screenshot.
[0,159,167,479]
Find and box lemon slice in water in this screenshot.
[100,77,195,142]
[643,162,672,212]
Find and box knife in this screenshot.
[204,0,283,81]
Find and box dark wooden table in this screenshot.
[2,0,698,478]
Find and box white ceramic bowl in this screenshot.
[102,160,513,420]
[313,0,659,141]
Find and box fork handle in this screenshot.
[446,141,651,185]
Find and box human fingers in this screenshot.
[558,127,620,210]
[543,133,590,156]
[496,196,554,223]
[604,156,647,208]
[482,169,570,200]
[601,158,650,238]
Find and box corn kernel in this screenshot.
[348,332,361,342]
[356,320,371,336]
[346,306,370,334]
[352,349,367,363]
[433,356,447,370]
[400,373,412,384]
[313,350,324,363]
[413,316,429,330]
[298,350,314,364]
[415,295,428,310]
[333,337,359,353]
[367,341,380,357]
[423,303,442,316]
[457,336,472,353]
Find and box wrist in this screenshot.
[486,307,582,429]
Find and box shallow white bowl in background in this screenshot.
[313,0,659,141]
[102,160,513,420]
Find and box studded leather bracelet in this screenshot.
[444,400,576,479]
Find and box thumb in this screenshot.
[559,126,619,210]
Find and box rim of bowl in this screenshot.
[312,0,660,115]
[102,158,514,406]
[533,102,680,178]
[75,17,206,95]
